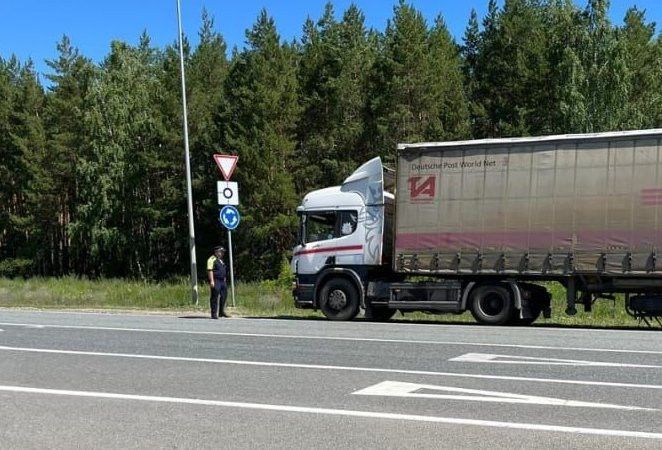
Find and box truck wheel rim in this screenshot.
[479,293,505,317]
[328,289,347,310]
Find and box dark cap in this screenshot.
[213,246,225,252]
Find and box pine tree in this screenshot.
[0,57,17,261]
[462,9,486,137]
[369,1,436,160]
[42,36,95,274]
[336,5,378,163]
[296,3,376,190]
[427,15,470,140]
[9,61,47,271]
[157,34,201,279]
[470,0,501,137]
[72,37,173,278]
[297,5,339,189]
[474,0,550,136]
[657,35,662,126]
[223,10,300,280]
[545,0,588,132]
[620,7,661,129]
[0,57,25,266]
[581,0,629,132]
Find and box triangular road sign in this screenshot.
[213,154,238,181]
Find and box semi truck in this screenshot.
[291,129,662,325]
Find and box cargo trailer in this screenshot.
[291,129,662,325]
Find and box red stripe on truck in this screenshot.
[641,189,662,205]
[294,245,363,256]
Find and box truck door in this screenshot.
[294,210,362,275]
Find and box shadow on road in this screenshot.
[241,314,659,331]
[520,322,660,332]
[243,314,481,326]
[244,315,328,322]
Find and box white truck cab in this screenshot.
[291,157,394,319]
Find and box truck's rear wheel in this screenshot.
[319,278,360,321]
[511,310,540,326]
[470,285,515,325]
[511,284,549,325]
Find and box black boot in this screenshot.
[220,288,230,317]
[210,292,219,319]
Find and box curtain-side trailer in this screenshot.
[291,129,662,325]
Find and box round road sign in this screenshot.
[219,205,240,230]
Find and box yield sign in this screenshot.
[213,154,238,181]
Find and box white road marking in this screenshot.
[0,384,660,440]
[0,321,660,355]
[352,381,653,411]
[1,345,661,391]
[451,353,662,369]
[2,310,655,335]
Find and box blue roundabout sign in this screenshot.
[219,205,240,230]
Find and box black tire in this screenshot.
[470,285,515,325]
[319,278,360,321]
[364,305,397,322]
[510,311,540,326]
[511,284,548,326]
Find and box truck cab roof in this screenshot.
[299,186,364,211]
[298,157,393,213]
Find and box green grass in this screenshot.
[0,277,656,329]
[534,281,645,329]
[0,277,194,310]
[0,276,320,318]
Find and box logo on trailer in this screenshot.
[408,175,436,201]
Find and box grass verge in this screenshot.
[0,277,656,329]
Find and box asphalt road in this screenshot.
[1,310,661,449]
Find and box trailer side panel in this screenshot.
[395,134,662,276]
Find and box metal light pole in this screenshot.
[176,0,199,304]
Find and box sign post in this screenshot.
[227,227,235,308]
[214,153,240,309]
[219,205,240,307]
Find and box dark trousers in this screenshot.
[209,281,227,318]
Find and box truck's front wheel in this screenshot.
[319,278,360,321]
[470,285,515,325]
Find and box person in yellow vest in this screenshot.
[207,246,229,319]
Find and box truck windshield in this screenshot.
[302,211,358,244]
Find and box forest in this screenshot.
[0,0,660,281]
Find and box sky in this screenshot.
[1,0,661,83]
